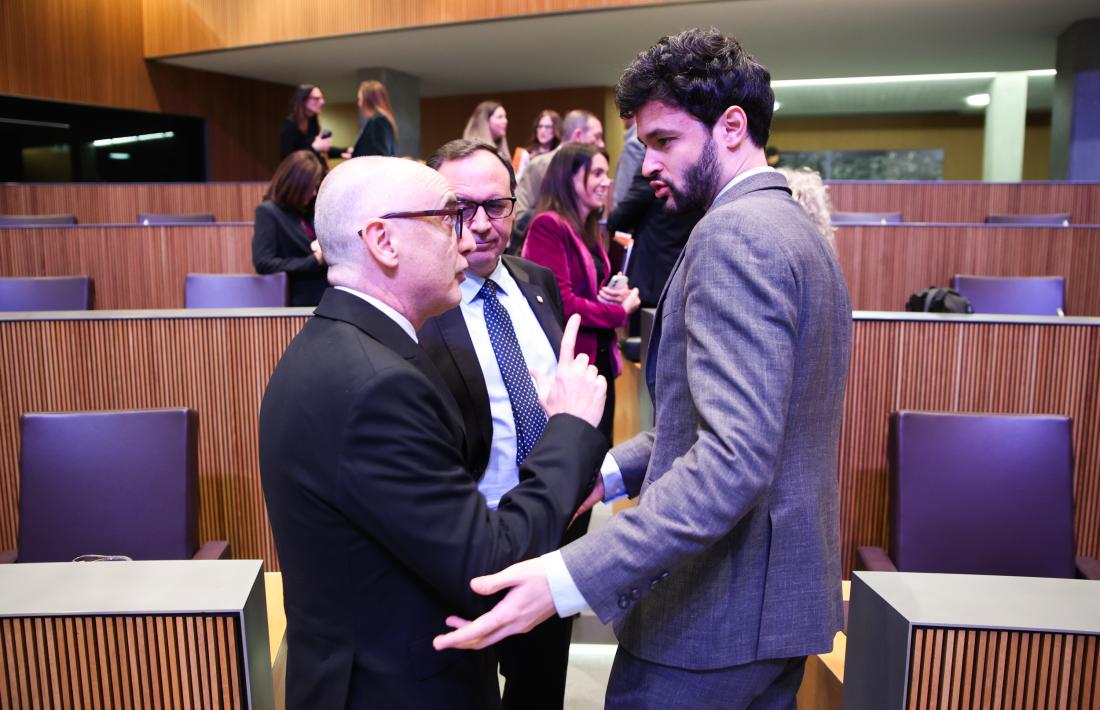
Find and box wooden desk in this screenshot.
[797,581,849,710]
[265,572,287,710]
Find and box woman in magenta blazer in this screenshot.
[523,142,640,439]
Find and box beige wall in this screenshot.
[771,112,1052,180]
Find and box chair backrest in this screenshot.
[0,214,77,226]
[184,273,287,308]
[0,276,91,311]
[888,411,1076,578]
[985,213,1070,226]
[951,274,1065,315]
[137,212,216,225]
[17,409,199,562]
[830,211,903,225]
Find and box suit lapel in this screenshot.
[314,289,468,448]
[433,307,493,460]
[506,259,563,352]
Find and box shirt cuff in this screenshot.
[541,550,592,617]
[600,453,627,502]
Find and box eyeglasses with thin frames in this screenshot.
[360,207,467,242]
[455,197,516,224]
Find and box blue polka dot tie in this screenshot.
[479,279,548,465]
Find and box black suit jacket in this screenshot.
[258,288,607,710]
[419,256,565,479]
[251,200,328,306]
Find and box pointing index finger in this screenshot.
[559,313,580,363]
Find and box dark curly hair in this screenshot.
[615,28,774,149]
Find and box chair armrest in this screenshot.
[1076,555,1100,581]
[193,540,231,560]
[856,546,897,572]
[0,549,16,564]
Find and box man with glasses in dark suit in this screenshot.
[259,156,609,709]
[420,139,613,709]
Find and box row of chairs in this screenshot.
[0,273,1070,316]
[0,213,216,226]
[2,409,229,564]
[831,211,1073,226]
[0,273,288,310]
[0,212,1078,227]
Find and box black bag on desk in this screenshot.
[906,287,974,313]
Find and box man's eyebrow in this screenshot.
[641,127,673,143]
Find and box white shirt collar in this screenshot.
[459,259,512,305]
[711,165,776,207]
[334,285,418,343]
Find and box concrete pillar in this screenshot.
[356,67,421,158]
[982,72,1028,181]
[1051,19,1100,180]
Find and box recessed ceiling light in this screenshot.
[965,93,991,107]
[771,70,1055,88]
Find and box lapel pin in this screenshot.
[536,295,544,303]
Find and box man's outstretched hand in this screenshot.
[432,558,557,651]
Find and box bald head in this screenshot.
[315,157,453,284]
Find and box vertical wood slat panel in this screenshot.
[0,184,267,225]
[907,628,1100,709]
[0,225,255,310]
[828,181,1100,224]
[3,223,1100,314]
[0,614,245,710]
[0,315,1097,577]
[833,224,1100,316]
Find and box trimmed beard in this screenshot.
[663,135,720,214]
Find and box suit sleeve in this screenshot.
[511,157,544,243]
[522,214,628,329]
[335,365,608,617]
[559,213,800,623]
[252,204,324,276]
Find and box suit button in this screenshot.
[660,571,669,580]
[618,595,629,609]
[630,588,641,600]
[650,579,660,590]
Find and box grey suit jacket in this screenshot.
[419,256,565,478]
[511,150,554,246]
[559,171,851,669]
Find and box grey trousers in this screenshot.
[605,647,806,710]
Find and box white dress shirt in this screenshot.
[335,286,417,342]
[541,166,776,617]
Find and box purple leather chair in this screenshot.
[137,212,216,225]
[857,411,1100,580]
[0,409,230,564]
[951,274,1065,316]
[830,211,903,225]
[0,276,92,311]
[985,213,1070,226]
[184,273,287,308]
[0,214,77,226]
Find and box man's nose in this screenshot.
[642,151,661,179]
[468,206,492,235]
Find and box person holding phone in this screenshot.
[280,84,347,162]
[522,142,640,440]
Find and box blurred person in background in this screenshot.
[777,166,837,249]
[252,150,327,306]
[512,109,562,180]
[350,80,397,158]
[280,84,347,163]
[523,143,640,440]
[612,116,644,208]
[464,101,510,162]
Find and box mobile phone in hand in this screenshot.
[320,129,332,139]
[607,274,628,290]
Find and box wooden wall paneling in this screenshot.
[1,315,1099,577]
[0,183,267,224]
[141,0,678,57]
[0,225,255,309]
[0,614,247,709]
[828,181,1100,224]
[905,628,1099,709]
[834,225,1100,315]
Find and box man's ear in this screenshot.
[360,218,399,269]
[714,105,749,151]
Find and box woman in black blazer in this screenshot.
[252,151,328,306]
[279,84,347,162]
[350,80,397,157]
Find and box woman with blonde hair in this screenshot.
[777,166,837,249]
[462,101,509,162]
[350,80,397,157]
